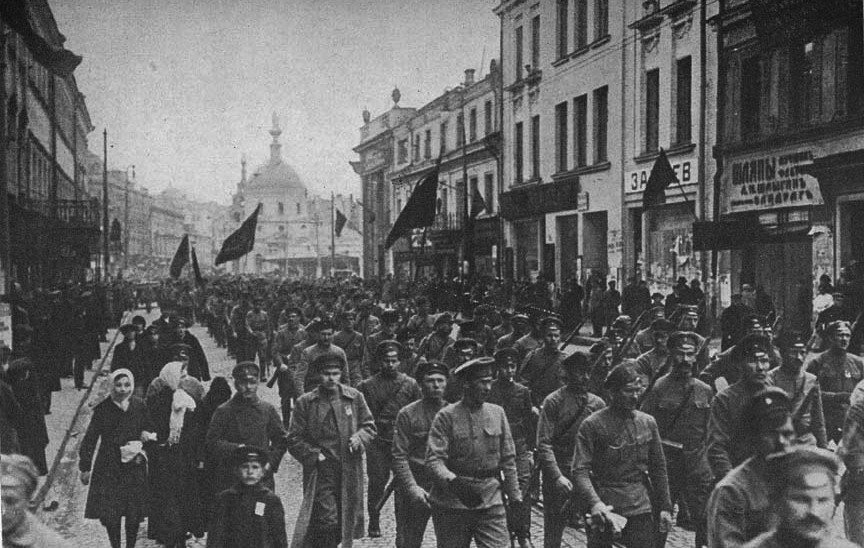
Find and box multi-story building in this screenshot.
[709,0,864,333]
[150,195,185,261]
[495,0,623,285]
[352,90,416,279]
[1,2,97,288]
[389,65,503,279]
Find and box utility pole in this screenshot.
[123,165,133,272]
[102,129,109,281]
[0,27,10,296]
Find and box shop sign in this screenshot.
[723,149,823,214]
[626,157,695,194]
[500,179,581,219]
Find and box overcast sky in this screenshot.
[51,0,500,204]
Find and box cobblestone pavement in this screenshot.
[41,311,704,547]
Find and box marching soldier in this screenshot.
[488,347,535,548]
[634,318,674,388]
[270,307,307,427]
[443,338,480,403]
[640,331,713,547]
[767,337,827,448]
[520,317,565,407]
[572,364,673,547]
[536,351,606,548]
[245,299,272,378]
[417,313,456,363]
[426,356,522,548]
[633,307,666,354]
[357,341,421,538]
[362,309,402,378]
[495,313,532,354]
[333,310,364,387]
[293,319,349,397]
[392,361,450,548]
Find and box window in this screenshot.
[531,115,541,179]
[573,94,587,167]
[514,121,524,184]
[470,176,479,213]
[595,0,608,39]
[531,15,540,71]
[440,187,448,218]
[469,108,477,142]
[792,42,819,125]
[676,57,692,145]
[515,26,524,80]
[575,0,588,49]
[397,139,408,163]
[557,0,569,59]
[740,57,761,140]
[555,101,568,172]
[456,113,465,147]
[484,101,493,135]
[440,121,448,153]
[413,134,420,162]
[593,86,608,163]
[484,173,494,211]
[278,202,284,215]
[645,68,660,152]
[424,129,432,159]
[296,202,301,215]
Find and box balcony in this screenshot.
[431,212,464,232]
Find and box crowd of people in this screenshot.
[3,272,864,548]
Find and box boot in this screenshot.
[368,513,381,538]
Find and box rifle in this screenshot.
[266,352,291,389]
[588,308,651,376]
[559,319,587,351]
[373,477,396,516]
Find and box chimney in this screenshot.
[464,68,475,86]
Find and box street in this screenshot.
[36,310,704,547]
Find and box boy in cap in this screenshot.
[706,387,796,548]
[520,316,566,407]
[742,446,856,548]
[536,351,606,548]
[207,445,288,548]
[392,361,450,548]
[426,356,522,547]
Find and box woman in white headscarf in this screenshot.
[79,368,148,548]
[144,361,206,547]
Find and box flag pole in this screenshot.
[331,191,336,277]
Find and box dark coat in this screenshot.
[0,379,22,454]
[207,484,288,548]
[79,396,148,523]
[7,360,48,474]
[181,331,211,381]
[111,341,148,381]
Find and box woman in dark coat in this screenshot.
[196,376,233,526]
[145,361,207,547]
[79,368,148,548]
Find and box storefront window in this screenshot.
[515,220,539,280]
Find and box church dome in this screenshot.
[246,113,306,193]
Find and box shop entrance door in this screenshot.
[582,211,608,279]
[743,239,812,335]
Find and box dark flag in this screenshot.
[385,163,440,249]
[470,184,487,218]
[169,235,190,279]
[191,245,204,286]
[335,209,348,237]
[215,203,261,265]
[0,1,83,77]
[642,149,679,208]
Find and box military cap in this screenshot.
[119,324,137,335]
[433,313,454,327]
[561,351,592,372]
[511,313,530,324]
[380,309,401,323]
[540,316,563,330]
[231,444,268,467]
[826,320,852,335]
[733,333,770,362]
[766,445,840,488]
[415,361,449,379]
[377,339,402,355]
[282,306,303,318]
[668,331,699,350]
[494,347,520,363]
[311,352,346,370]
[611,315,633,330]
[316,318,335,331]
[232,361,260,380]
[779,332,807,352]
[743,387,791,431]
[452,338,479,352]
[174,317,190,328]
[651,292,665,300]
[604,363,640,391]
[131,315,147,326]
[651,318,676,332]
[453,356,496,380]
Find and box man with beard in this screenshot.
[333,309,364,386]
[488,347,535,548]
[742,446,856,548]
[426,356,522,547]
[536,351,606,548]
[392,361,449,548]
[706,387,795,547]
[640,332,713,547]
[706,334,774,480]
[357,341,421,537]
[572,364,673,547]
[363,309,402,377]
[520,317,566,407]
[417,313,456,363]
[806,320,864,443]
[768,338,827,448]
[294,319,349,396]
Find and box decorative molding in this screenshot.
[642,31,661,54]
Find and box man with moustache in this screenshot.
[357,341,421,538]
[706,387,796,548]
[426,356,522,547]
[536,351,606,548]
[572,364,673,547]
[392,361,450,548]
[768,337,827,448]
[363,309,402,377]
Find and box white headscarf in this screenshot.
[109,369,135,411]
[159,362,196,444]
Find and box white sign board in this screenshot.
[626,157,695,194]
[723,149,823,213]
